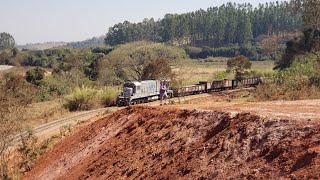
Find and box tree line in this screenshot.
[105,2,302,47]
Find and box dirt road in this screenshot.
[169,94,320,122]
[0,65,13,71]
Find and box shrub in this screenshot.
[254,82,284,101]
[17,129,39,172]
[97,87,119,107]
[255,53,320,101]
[25,67,46,86]
[64,86,98,111]
[34,89,52,102]
[42,75,69,96]
[254,81,320,101]
[0,73,35,178]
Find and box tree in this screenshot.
[141,57,174,80]
[84,53,104,81]
[291,0,320,30]
[0,32,15,50]
[105,41,187,81]
[227,55,252,80]
[91,46,113,55]
[236,12,253,44]
[274,28,320,70]
[104,2,302,49]
[0,52,10,65]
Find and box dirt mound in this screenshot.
[24,106,320,179]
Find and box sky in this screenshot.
[1,0,277,45]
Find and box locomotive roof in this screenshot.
[131,81,142,86]
[125,80,159,86]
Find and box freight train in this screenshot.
[116,77,261,106]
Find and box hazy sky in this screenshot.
[1,0,277,45]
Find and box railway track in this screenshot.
[11,108,110,145]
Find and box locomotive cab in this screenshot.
[117,80,159,106]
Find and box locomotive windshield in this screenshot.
[124,82,136,93]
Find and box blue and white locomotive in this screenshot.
[116,80,173,106]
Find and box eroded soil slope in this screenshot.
[24,106,320,179]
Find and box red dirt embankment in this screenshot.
[24,106,320,179]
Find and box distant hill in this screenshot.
[17,42,67,50]
[16,36,105,50]
[63,36,105,49]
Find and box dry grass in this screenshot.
[0,66,27,76]
[0,66,51,78]
[24,99,73,127]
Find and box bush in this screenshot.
[0,73,35,178]
[25,67,46,86]
[254,82,320,101]
[64,86,98,111]
[34,89,52,102]
[64,86,121,111]
[97,87,119,107]
[255,53,320,101]
[254,82,284,101]
[42,75,69,96]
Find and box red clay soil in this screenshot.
[24,106,320,179]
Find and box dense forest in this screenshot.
[104,2,304,60]
[105,2,302,48]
